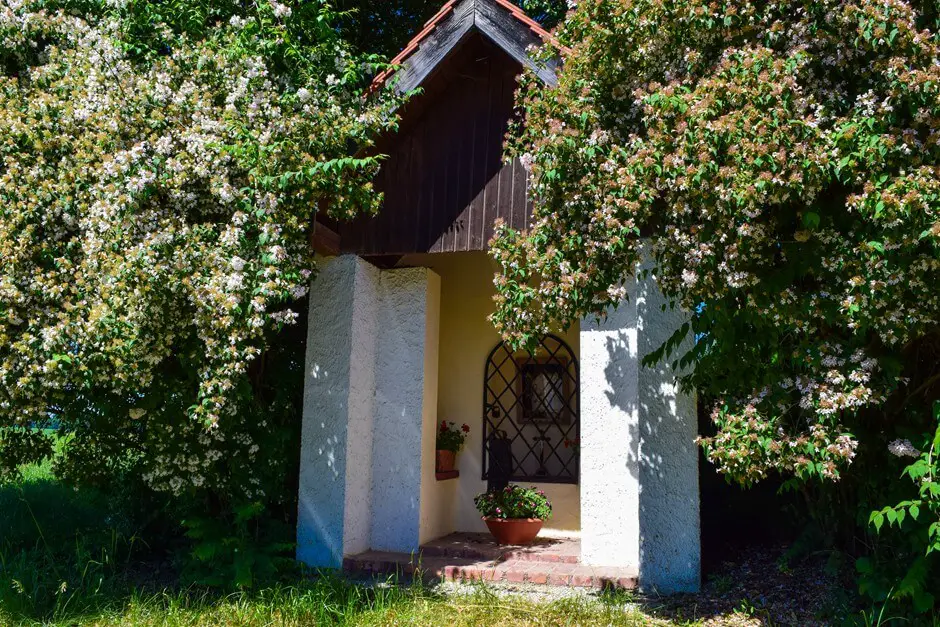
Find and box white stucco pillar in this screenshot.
[297,257,444,566]
[635,266,700,593]
[297,255,380,568]
[579,267,700,593]
[370,268,441,552]
[580,277,641,572]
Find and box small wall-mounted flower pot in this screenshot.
[483,517,543,545]
[436,449,456,473]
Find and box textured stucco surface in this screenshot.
[636,265,700,594]
[399,252,581,534]
[579,263,700,593]
[341,260,380,557]
[298,258,447,563]
[297,255,379,568]
[579,279,640,571]
[371,268,442,551]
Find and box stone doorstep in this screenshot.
[342,552,637,590]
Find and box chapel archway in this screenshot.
[482,334,579,484]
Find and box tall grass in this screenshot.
[0,456,689,626]
[0,579,672,627]
[1,464,122,619]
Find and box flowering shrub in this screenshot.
[0,0,398,499]
[496,0,940,484]
[474,485,553,520]
[492,0,940,612]
[436,421,470,453]
[0,0,399,587]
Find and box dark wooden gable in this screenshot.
[339,33,533,256]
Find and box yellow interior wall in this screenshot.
[418,270,457,543]
[399,251,581,536]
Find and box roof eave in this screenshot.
[370,0,564,95]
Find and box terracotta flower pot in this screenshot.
[483,517,544,545]
[436,449,456,472]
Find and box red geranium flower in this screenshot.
[461,424,470,433]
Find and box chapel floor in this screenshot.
[343,532,638,589]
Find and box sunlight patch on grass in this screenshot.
[2,584,685,627]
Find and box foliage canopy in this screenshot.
[495,0,939,483]
[492,0,940,610]
[0,0,398,500]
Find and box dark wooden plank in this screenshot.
[429,68,460,253]
[428,102,445,253]
[416,107,431,252]
[467,55,494,251]
[473,0,559,87]
[451,65,478,252]
[408,128,425,254]
[431,71,460,252]
[482,61,515,248]
[310,218,341,256]
[496,159,514,237]
[525,184,534,231]
[337,32,537,256]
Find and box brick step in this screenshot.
[343,551,637,590]
[419,533,580,564]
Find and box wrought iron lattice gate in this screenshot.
[482,334,579,484]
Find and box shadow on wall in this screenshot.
[297,356,348,568]
[602,275,700,593]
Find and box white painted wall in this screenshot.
[579,262,700,593]
[579,277,641,571]
[635,263,700,593]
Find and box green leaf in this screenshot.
[234,502,264,523]
[913,591,935,613]
[193,542,218,561]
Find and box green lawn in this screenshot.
[0,584,701,627]
[0,456,781,626]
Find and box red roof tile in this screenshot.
[370,0,567,91]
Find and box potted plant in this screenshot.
[474,485,553,545]
[436,421,469,472]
